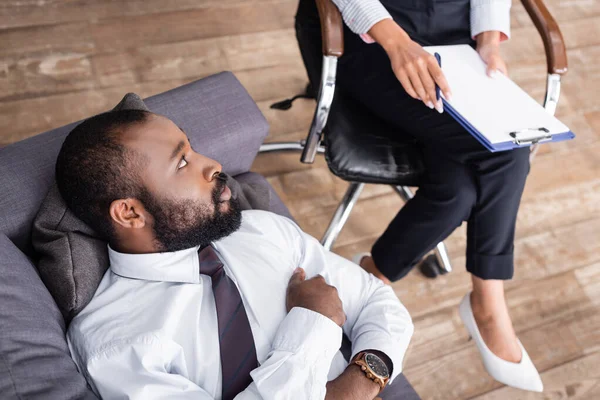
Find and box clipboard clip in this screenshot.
[509,127,552,145]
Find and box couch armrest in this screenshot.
[521,0,568,75]
[316,0,344,57]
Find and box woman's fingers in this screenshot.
[394,68,419,101]
[485,53,508,78]
[428,57,452,100]
[406,63,432,109]
[416,59,439,111]
[389,41,453,112]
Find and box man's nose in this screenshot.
[203,158,223,182]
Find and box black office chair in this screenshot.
[259,0,567,278]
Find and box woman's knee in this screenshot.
[450,171,478,216]
[423,166,478,218]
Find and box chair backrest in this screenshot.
[0,72,269,257]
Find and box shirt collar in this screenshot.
[108,245,202,284]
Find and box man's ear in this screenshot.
[109,198,147,229]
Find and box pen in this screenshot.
[434,52,442,101]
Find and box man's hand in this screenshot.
[368,19,451,113]
[476,31,508,77]
[326,364,381,400]
[286,268,346,327]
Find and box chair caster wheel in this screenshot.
[419,254,447,279]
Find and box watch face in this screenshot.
[365,353,389,378]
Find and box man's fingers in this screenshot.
[288,267,306,286]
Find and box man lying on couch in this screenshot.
[57,109,414,400]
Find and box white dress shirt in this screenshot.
[67,210,414,399]
[332,0,511,41]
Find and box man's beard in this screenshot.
[139,174,242,252]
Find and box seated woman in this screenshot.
[295,0,543,392]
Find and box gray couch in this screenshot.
[0,72,418,399]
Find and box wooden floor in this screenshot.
[1,0,599,398]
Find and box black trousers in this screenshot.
[296,0,530,281]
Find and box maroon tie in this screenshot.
[198,245,258,400]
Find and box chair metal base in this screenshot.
[259,140,325,154]
[320,182,364,250]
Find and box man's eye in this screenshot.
[177,156,188,170]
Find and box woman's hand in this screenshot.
[368,19,451,113]
[476,31,508,77]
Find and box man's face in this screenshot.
[120,114,241,252]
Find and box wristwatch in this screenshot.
[352,351,390,392]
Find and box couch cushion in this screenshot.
[0,72,269,257]
[0,233,97,399]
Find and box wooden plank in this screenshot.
[575,262,600,307]
[132,29,300,83]
[256,94,314,140]
[0,21,94,57]
[560,45,600,114]
[0,79,187,144]
[585,110,600,144]
[86,29,301,93]
[523,141,600,195]
[473,350,600,399]
[0,53,95,102]
[505,16,600,64]
[2,45,305,106]
[89,1,296,53]
[512,0,600,26]
[0,0,295,30]
[236,63,308,103]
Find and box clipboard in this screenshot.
[424,45,575,152]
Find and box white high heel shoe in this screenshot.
[459,293,544,392]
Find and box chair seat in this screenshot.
[324,91,425,186]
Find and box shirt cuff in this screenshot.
[336,0,392,35]
[350,329,413,383]
[272,307,342,365]
[470,0,511,41]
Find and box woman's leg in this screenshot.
[371,147,478,281]
[471,276,522,362]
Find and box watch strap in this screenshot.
[352,352,390,393]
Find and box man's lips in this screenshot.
[219,185,232,202]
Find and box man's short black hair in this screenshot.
[55,109,152,241]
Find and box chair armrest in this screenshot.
[316,0,344,57]
[521,0,568,75]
